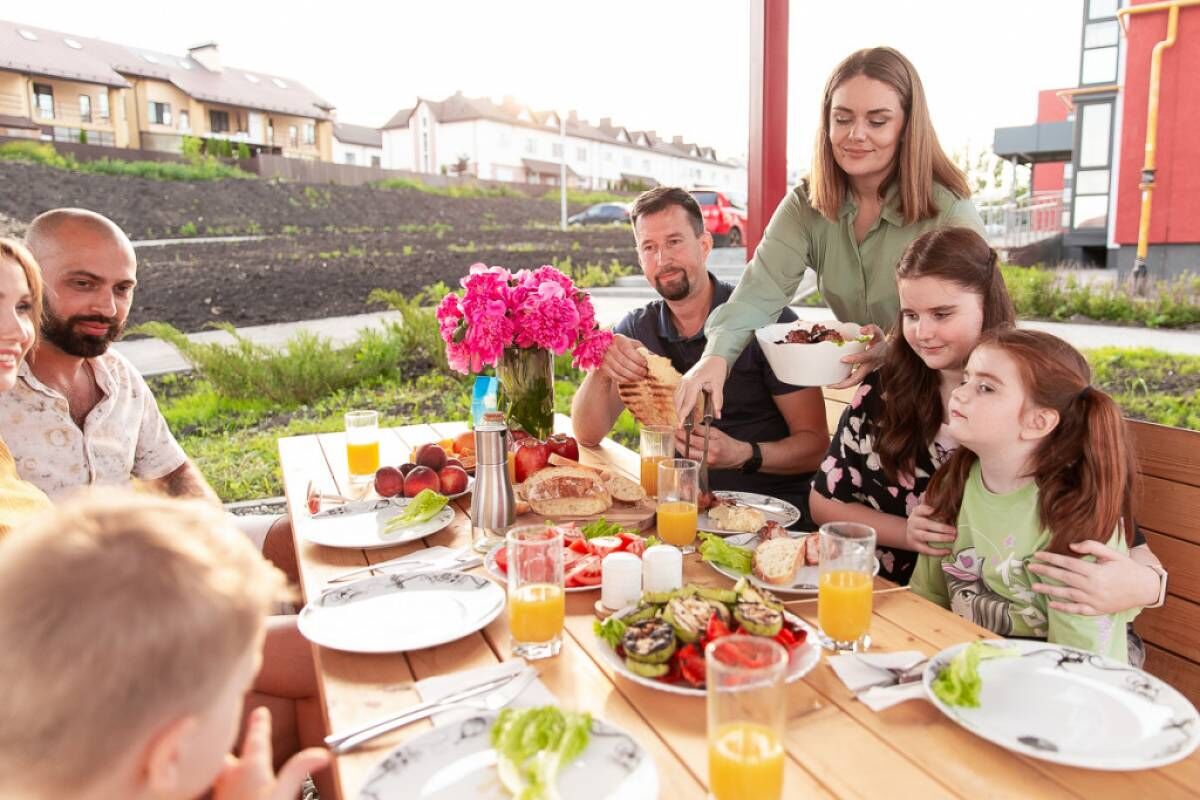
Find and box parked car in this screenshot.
[690,188,747,247]
[567,202,630,226]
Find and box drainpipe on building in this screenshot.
[1116,0,1200,292]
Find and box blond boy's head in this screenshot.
[0,491,289,798]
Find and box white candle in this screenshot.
[601,552,642,610]
[641,545,683,595]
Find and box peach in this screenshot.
[398,462,417,476]
[453,430,476,455]
[445,457,464,470]
[438,465,469,496]
[404,466,440,497]
[374,466,404,498]
[415,443,447,472]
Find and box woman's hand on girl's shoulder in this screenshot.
[829,324,888,390]
[904,503,957,556]
[1029,541,1160,616]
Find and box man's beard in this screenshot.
[654,268,691,301]
[41,307,125,358]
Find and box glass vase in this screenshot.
[496,347,554,440]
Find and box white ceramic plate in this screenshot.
[303,501,455,550]
[482,545,597,594]
[756,320,868,386]
[698,491,800,535]
[923,639,1200,770]
[596,605,821,697]
[298,571,505,654]
[705,532,881,595]
[357,710,658,799]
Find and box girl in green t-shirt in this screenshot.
[910,329,1140,661]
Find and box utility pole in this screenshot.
[560,113,568,231]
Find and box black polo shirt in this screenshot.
[614,275,811,505]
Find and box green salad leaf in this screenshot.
[580,518,628,540]
[698,532,753,574]
[594,616,627,649]
[930,642,1019,708]
[383,489,448,532]
[490,706,592,800]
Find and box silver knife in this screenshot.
[326,548,477,584]
[326,668,537,754]
[312,496,405,519]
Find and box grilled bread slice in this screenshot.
[618,347,684,427]
[752,537,804,585]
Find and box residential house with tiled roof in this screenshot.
[333,122,382,167]
[0,19,334,160]
[381,91,745,192]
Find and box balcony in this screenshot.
[993,120,1074,165]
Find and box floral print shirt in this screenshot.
[812,371,954,584]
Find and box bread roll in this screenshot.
[753,537,803,585]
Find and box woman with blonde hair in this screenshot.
[677,47,982,416]
[0,238,51,536]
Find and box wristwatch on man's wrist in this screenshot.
[1146,564,1169,609]
[740,441,762,474]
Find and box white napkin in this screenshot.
[415,658,557,726]
[828,650,929,712]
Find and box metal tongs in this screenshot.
[682,388,715,494]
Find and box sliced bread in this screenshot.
[752,537,803,585]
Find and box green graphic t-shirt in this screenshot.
[910,461,1137,663]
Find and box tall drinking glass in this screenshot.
[817,522,876,652]
[706,635,787,800]
[639,425,674,498]
[656,458,699,551]
[506,524,565,660]
[344,410,380,485]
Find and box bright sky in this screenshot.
[9,0,1083,170]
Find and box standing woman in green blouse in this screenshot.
[677,47,982,418]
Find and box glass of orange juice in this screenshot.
[639,425,674,498]
[656,458,699,551]
[344,410,380,485]
[506,524,565,660]
[707,635,788,800]
[817,521,876,652]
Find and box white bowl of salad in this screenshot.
[756,320,871,387]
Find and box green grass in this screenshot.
[1001,266,1200,328]
[0,141,252,181]
[1087,347,1200,430]
[374,177,524,199]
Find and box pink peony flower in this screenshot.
[572,328,613,370]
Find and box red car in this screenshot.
[690,188,747,247]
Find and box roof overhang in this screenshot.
[993,120,1074,165]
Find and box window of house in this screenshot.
[1081,47,1118,84]
[576,147,587,161]
[344,152,356,165]
[33,84,54,119]
[370,155,381,167]
[551,143,563,157]
[525,138,536,154]
[288,125,298,147]
[1072,101,1112,229]
[303,122,315,145]
[148,101,171,126]
[1088,0,1117,19]
[1080,0,1119,85]
[209,110,230,133]
[1078,102,1112,168]
[78,95,91,124]
[97,92,109,120]
[179,110,190,131]
[267,120,274,144]
[603,151,612,162]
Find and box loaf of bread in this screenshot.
[524,467,612,517]
[753,537,803,585]
[545,452,646,504]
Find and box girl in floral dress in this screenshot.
[909,330,1139,661]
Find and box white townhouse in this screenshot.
[332,122,383,167]
[380,92,745,193]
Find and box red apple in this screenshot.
[398,462,417,476]
[438,465,469,496]
[545,433,579,462]
[404,466,441,497]
[507,429,532,451]
[415,443,447,472]
[374,466,405,498]
[511,438,550,484]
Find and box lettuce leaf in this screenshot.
[580,518,628,540]
[594,616,627,649]
[698,532,753,574]
[383,489,448,532]
[490,706,592,800]
[930,642,1019,708]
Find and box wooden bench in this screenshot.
[820,388,1200,707]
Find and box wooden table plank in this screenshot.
[284,422,1200,799]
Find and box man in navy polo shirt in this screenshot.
[571,187,829,518]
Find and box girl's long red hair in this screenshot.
[924,329,1136,554]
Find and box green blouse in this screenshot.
[702,182,983,364]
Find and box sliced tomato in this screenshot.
[704,612,733,648]
[676,644,706,687]
[568,538,591,555]
[587,535,624,559]
[617,532,646,557]
[564,554,602,587]
[493,546,508,573]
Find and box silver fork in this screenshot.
[325,548,475,584]
[853,659,929,695]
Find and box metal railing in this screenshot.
[976,193,1066,250]
[0,93,113,127]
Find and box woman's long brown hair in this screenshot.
[924,329,1137,554]
[877,227,1015,483]
[0,237,44,354]
[809,47,970,223]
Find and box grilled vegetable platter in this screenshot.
[592,579,820,696]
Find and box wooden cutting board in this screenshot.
[513,497,657,531]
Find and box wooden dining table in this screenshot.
[280,415,1200,800]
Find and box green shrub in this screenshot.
[373,177,523,199]
[0,141,251,181]
[544,188,630,206]
[551,256,634,288]
[236,142,251,160]
[1001,266,1200,328]
[178,221,198,236]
